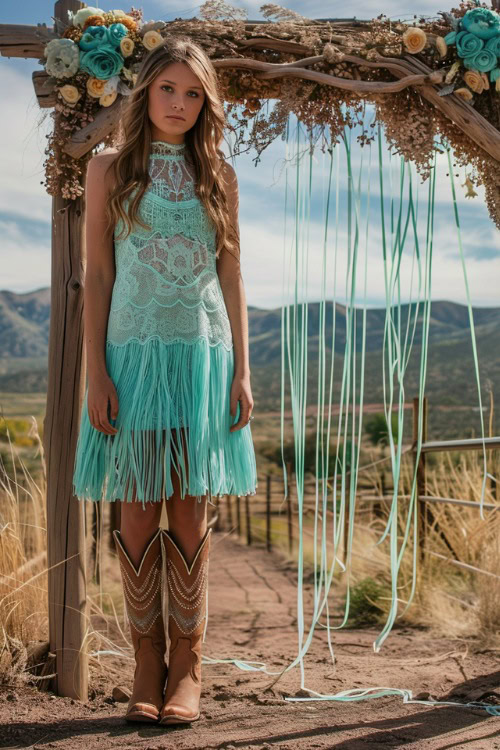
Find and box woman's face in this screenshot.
[148,61,206,144]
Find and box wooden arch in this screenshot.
[1,0,499,699]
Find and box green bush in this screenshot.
[344,577,386,627]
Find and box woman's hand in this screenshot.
[88,372,119,435]
[229,373,254,432]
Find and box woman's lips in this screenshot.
[166,115,185,120]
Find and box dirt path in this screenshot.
[1,531,499,750]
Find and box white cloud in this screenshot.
[0,63,52,223]
[0,218,51,292]
[239,150,500,309]
[1,4,498,309]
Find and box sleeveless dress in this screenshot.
[72,140,258,505]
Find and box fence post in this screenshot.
[266,474,271,552]
[226,494,233,532]
[214,496,220,531]
[236,496,241,538]
[91,502,101,585]
[413,396,428,562]
[343,469,351,560]
[245,494,252,546]
[108,500,121,552]
[287,461,293,554]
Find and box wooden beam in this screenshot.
[213,54,500,164]
[213,55,436,94]
[44,0,88,702]
[62,97,123,159]
[0,23,54,59]
[33,70,57,108]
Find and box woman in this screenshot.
[72,35,258,725]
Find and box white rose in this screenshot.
[103,75,120,95]
[72,7,105,28]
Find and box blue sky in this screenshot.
[1,1,499,308]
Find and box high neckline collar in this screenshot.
[150,140,187,156]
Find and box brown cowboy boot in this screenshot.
[113,527,168,722]
[159,527,212,725]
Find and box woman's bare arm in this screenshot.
[216,163,254,431]
[84,151,117,379]
[84,151,119,434]
[216,163,250,377]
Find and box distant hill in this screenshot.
[0,288,498,439]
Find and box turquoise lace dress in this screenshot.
[72,140,258,504]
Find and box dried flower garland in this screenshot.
[39,1,500,230]
[41,5,162,199]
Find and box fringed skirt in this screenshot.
[72,337,258,505]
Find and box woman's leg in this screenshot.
[165,426,208,558]
[120,497,163,567]
[114,473,167,723]
[160,427,211,724]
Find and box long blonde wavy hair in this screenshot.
[104,35,237,259]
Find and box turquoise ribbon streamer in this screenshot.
[200,118,496,716]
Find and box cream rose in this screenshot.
[464,69,484,94]
[120,37,135,57]
[435,36,447,58]
[58,84,81,105]
[100,89,118,107]
[142,30,163,51]
[454,87,474,101]
[86,76,107,98]
[402,27,427,55]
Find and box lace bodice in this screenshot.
[107,140,233,351]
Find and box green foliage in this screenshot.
[0,417,38,447]
[260,431,355,478]
[344,577,387,627]
[364,413,399,447]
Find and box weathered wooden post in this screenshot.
[266,473,271,552]
[91,503,101,585]
[225,494,233,531]
[413,396,428,562]
[44,0,88,700]
[236,495,241,538]
[108,502,121,552]
[214,495,221,531]
[245,494,252,546]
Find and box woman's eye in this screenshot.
[161,85,198,97]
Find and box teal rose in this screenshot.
[80,44,124,80]
[79,25,110,50]
[108,23,128,48]
[463,48,497,73]
[485,34,500,58]
[461,8,500,41]
[455,30,484,58]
